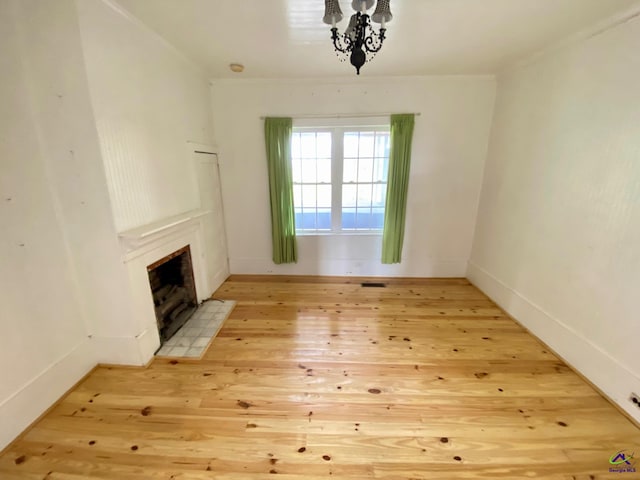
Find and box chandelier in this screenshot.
[323,0,393,75]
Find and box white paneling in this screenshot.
[469,14,640,421]
[211,77,496,277]
[76,0,215,232]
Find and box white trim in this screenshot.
[467,261,640,424]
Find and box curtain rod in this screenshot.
[259,112,421,120]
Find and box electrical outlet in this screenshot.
[630,392,640,407]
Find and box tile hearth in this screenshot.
[155,299,235,358]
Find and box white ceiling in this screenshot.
[113,0,639,78]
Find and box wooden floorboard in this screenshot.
[2,276,639,479]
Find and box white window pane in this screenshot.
[344,132,359,158]
[357,184,373,207]
[372,157,388,183]
[343,157,357,183]
[371,207,385,229]
[317,185,331,207]
[317,208,331,229]
[317,157,331,183]
[342,184,357,207]
[302,184,316,207]
[291,133,301,159]
[358,132,374,158]
[356,208,372,229]
[342,207,356,229]
[301,158,316,183]
[301,208,317,229]
[293,185,302,208]
[317,132,331,158]
[374,133,389,158]
[292,157,302,183]
[357,158,374,183]
[372,184,387,207]
[300,132,316,159]
[295,209,302,230]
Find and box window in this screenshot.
[291,130,333,231]
[291,121,390,234]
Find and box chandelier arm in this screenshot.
[363,28,386,53]
[331,27,353,54]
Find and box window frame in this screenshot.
[292,117,390,236]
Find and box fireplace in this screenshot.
[147,245,198,343]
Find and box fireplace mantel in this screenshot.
[119,209,209,260]
[116,208,213,364]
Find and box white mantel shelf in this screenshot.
[118,209,210,260]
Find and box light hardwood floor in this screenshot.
[1,276,639,479]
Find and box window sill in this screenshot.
[296,231,383,237]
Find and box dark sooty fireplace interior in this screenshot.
[147,245,197,344]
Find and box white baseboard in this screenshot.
[467,261,640,424]
[229,257,468,278]
[0,338,96,451]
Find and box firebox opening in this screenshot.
[147,245,198,344]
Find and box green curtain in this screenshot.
[264,117,297,264]
[381,114,415,264]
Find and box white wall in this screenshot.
[211,77,496,277]
[468,14,640,422]
[0,0,134,450]
[76,0,216,232]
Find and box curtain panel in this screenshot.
[381,114,415,264]
[264,117,298,264]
